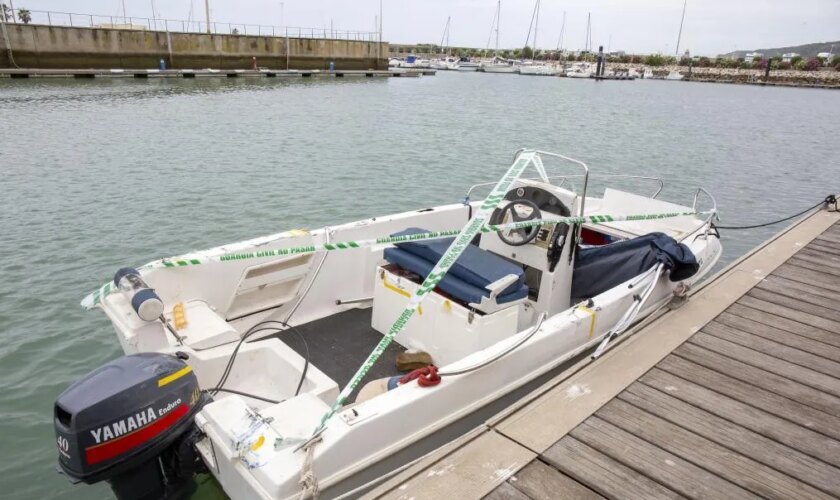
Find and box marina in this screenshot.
[371,205,840,499]
[2,1,840,496]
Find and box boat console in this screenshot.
[371,179,580,366]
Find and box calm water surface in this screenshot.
[1,73,838,498]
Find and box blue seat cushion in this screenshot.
[383,248,528,305]
[390,227,525,296]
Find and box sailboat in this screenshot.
[430,17,456,70]
[55,149,721,500]
[518,0,559,76]
[482,1,519,74]
[665,0,688,81]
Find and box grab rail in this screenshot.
[465,173,663,203]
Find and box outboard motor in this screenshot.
[54,353,208,499]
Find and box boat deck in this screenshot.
[369,206,840,499]
[281,308,405,401]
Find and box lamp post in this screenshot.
[204,0,211,33]
[280,2,284,27]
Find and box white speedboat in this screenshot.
[665,69,684,80]
[430,56,460,70]
[482,58,519,74]
[388,58,401,68]
[56,150,721,500]
[519,63,560,76]
[456,59,480,72]
[566,62,592,78]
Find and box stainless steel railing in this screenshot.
[2,9,379,42]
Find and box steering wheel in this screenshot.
[490,199,543,246]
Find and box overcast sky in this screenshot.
[13,1,840,55]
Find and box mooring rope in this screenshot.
[716,195,837,230]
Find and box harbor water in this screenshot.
[1,72,838,498]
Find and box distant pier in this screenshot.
[0,68,434,79]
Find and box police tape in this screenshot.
[80,208,700,309]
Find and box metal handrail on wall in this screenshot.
[3,9,379,42]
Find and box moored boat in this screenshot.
[55,150,721,500]
[519,63,560,76]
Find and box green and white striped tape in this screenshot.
[79,209,700,309]
[313,151,537,432]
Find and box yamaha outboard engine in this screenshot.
[54,353,207,499]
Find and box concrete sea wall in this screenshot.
[0,24,387,70]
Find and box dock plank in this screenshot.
[738,294,840,333]
[674,342,840,416]
[715,311,840,360]
[791,251,840,275]
[746,287,840,324]
[596,399,832,500]
[655,355,840,440]
[541,436,683,500]
[773,263,840,293]
[726,302,840,348]
[506,459,604,500]
[688,333,840,397]
[483,482,532,500]
[620,382,840,496]
[760,274,838,302]
[816,233,840,245]
[570,416,758,499]
[639,367,840,468]
[788,256,840,278]
[799,248,840,267]
[807,241,840,257]
[702,321,840,377]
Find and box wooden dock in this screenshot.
[0,68,434,79]
[369,206,840,500]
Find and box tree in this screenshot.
[0,4,11,23]
[778,61,791,70]
[793,60,806,71]
[790,55,803,66]
[697,56,711,67]
[521,45,534,59]
[17,8,30,24]
[804,58,822,71]
[832,54,840,66]
[644,54,666,66]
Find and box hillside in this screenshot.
[723,41,838,59]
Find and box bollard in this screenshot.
[252,56,257,70]
[159,59,166,70]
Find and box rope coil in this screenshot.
[399,365,441,387]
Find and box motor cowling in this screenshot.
[55,353,205,499]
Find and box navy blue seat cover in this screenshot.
[572,232,699,300]
[384,227,528,305]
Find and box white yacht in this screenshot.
[566,62,593,78]
[56,150,721,500]
[519,62,560,76]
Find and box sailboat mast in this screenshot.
[585,13,590,52]
[534,0,539,57]
[675,0,687,57]
[440,16,450,53]
[556,10,566,51]
[495,0,500,53]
